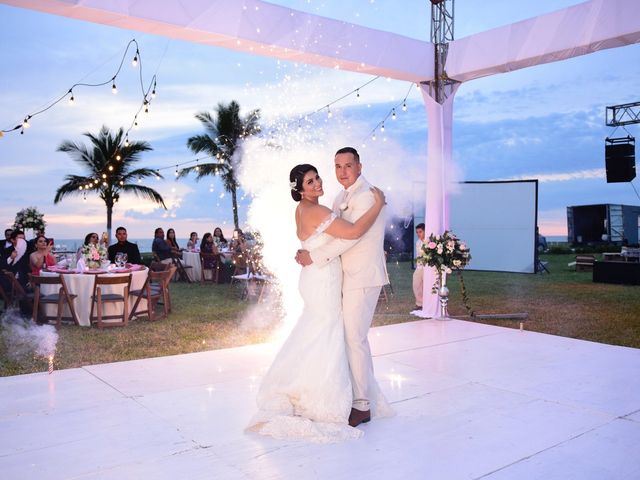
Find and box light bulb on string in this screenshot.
[134,120,139,129]
[402,101,407,112]
[132,50,139,67]
[381,122,385,133]
[372,131,377,141]
[174,165,179,177]
[22,117,31,129]
[124,136,129,147]
[108,165,114,171]
[79,186,83,190]
[392,108,397,120]
[138,178,142,183]
[356,89,360,99]
[116,154,121,161]
[112,80,117,94]
[102,181,108,187]
[119,180,124,186]
[68,89,75,105]
[102,173,107,179]
[151,81,157,98]
[327,106,332,118]
[144,101,149,114]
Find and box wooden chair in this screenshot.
[89,274,132,328]
[200,252,221,284]
[129,267,174,321]
[2,270,30,308]
[575,254,596,272]
[0,280,10,312]
[152,265,176,314]
[30,274,79,328]
[172,255,193,283]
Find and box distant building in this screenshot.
[567,204,640,245]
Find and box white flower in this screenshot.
[445,267,452,274]
[453,259,461,267]
[289,181,297,190]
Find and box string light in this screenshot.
[402,101,407,112]
[132,49,139,67]
[392,108,396,120]
[381,122,385,133]
[2,39,157,137]
[115,154,121,161]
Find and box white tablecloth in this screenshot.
[182,252,202,282]
[40,267,149,327]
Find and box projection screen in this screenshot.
[413,180,538,273]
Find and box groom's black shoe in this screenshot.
[348,408,371,427]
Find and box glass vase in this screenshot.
[436,269,450,320]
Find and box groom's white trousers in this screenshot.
[343,285,382,410]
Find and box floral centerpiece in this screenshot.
[13,207,46,234]
[81,243,108,269]
[417,230,473,317]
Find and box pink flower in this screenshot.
[428,241,437,249]
[460,243,467,251]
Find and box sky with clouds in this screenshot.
[1,0,639,242]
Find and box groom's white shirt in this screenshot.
[309,175,388,290]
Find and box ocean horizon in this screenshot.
[51,238,191,254]
[50,235,570,254]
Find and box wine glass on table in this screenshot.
[121,253,128,267]
[115,252,123,268]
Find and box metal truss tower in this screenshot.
[606,101,640,126]
[427,0,457,103]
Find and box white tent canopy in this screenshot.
[3,0,639,316]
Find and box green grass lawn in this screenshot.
[1,254,638,376]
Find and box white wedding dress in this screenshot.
[247,214,363,443]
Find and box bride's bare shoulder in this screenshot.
[297,203,333,240]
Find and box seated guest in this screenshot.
[152,227,173,265]
[108,226,142,264]
[166,228,182,258]
[6,230,29,288]
[231,228,247,253]
[1,228,13,270]
[186,232,199,251]
[29,234,56,276]
[213,227,228,248]
[201,233,232,283]
[77,232,100,260]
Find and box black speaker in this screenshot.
[605,140,636,183]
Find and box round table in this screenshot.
[181,252,202,282]
[40,266,149,327]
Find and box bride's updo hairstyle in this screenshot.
[289,164,318,202]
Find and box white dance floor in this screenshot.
[1,319,639,479]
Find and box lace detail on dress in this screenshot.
[249,415,363,444]
[303,212,337,246]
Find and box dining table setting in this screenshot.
[39,257,149,327]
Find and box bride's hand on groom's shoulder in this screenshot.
[370,187,386,206]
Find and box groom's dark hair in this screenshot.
[289,164,318,202]
[335,146,360,163]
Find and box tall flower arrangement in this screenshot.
[13,207,46,234]
[417,230,471,287]
[417,230,474,316]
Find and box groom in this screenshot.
[296,146,388,427]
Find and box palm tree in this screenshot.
[180,101,261,230]
[55,126,166,241]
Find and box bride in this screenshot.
[247,163,387,443]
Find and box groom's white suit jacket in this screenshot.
[310,175,389,291]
